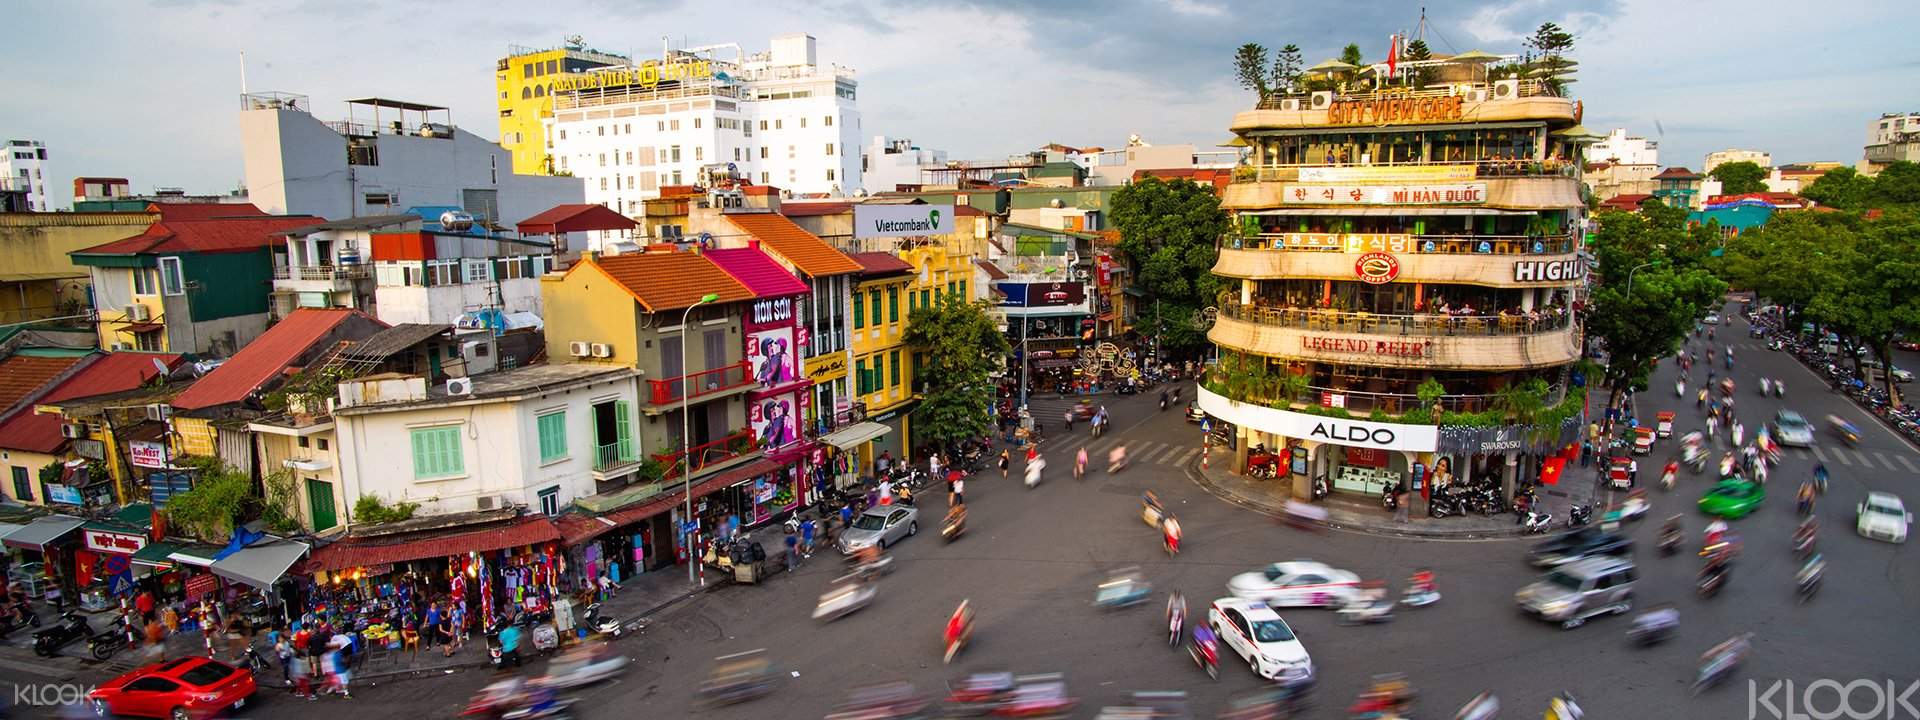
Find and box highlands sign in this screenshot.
[855,204,956,238]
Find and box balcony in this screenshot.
[1213,243,1584,287]
[647,361,754,407]
[273,265,372,281]
[1210,305,1580,371]
[1222,172,1582,212]
[653,429,757,480]
[594,442,640,477]
[1232,79,1574,133]
[1232,160,1577,185]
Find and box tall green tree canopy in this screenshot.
[1271,44,1303,94]
[1233,43,1271,101]
[1800,166,1874,210]
[1802,216,1920,405]
[1338,43,1364,68]
[905,294,1010,447]
[1109,177,1229,351]
[1709,161,1769,195]
[1585,207,1728,404]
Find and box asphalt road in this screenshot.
[52,302,1918,719]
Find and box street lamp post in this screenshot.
[683,292,720,586]
[1622,260,1658,296]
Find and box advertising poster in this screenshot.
[750,391,800,449]
[746,325,797,389]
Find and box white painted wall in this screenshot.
[373,278,543,326]
[862,136,947,193]
[334,375,642,520]
[1584,128,1659,166]
[241,107,583,224]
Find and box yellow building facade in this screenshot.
[0,211,155,326]
[495,45,627,175]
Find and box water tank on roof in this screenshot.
[439,211,475,231]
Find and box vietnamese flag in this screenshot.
[1386,34,1399,77]
[1540,456,1566,485]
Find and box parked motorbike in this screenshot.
[31,612,90,657]
[0,603,39,639]
[1521,510,1553,534]
[1568,504,1593,527]
[85,616,131,661]
[581,602,623,638]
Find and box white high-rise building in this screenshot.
[862,136,947,193]
[545,33,861,219]
[3,139,49,211]
[1584,128,1659,166]
[1704,148,1771,173]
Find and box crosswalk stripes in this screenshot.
[1175,447,1200,465]
[1811,446,1828,464]
[1874,450,1901,471]
[1147,443,1182,463]
[1830,447,1852,466]
[1897,455,1918,473]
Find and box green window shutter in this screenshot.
[411,426,464,479]
[537,411,567,462]
[889,350,901,386]
[856,359,868,394]
[887,287,899,323]
[869,291,882,326]
[853,292,865,328]
[614,401,635,462]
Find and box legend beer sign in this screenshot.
[1285,184,1487,205]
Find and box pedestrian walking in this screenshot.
[289,646,314,700]
[800,518,816,557]
[783,530,800,571]
[951,476,965,506]
[998,449,1010,479]
[1394,488,1410,524]
[274,633,295,685]
[144,617,167,661]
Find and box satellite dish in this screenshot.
[151,358,171,377]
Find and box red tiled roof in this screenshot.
[516,204,638,235]
[147,203,267,220]
[778,202,854,217]
[0,352,184,453]
[170,309,381,411]
[585,251,755,312]
[0,356,85,417]
[955,205,986,216]
[974,259,1009,280]
[704,247,810,298]
[742,185,779,196]
[75,215,319,257]
[1598,193,1656,211]
[850,251,914,278]
[724,214,862,277]
[1652,167,1701,180]
[302,514,560,573]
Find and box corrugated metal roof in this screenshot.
[170,309,382,411]
[704,247,810,298]
[340,324,450,361]
[517,204,638,235]
[74,215,320,257]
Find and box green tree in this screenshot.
[1714,212,1852,322]
[1400,38,1435,87]
[164,461,258,540]
[905,293,1010,448]
[1806,216,1920,406]
[1233,43,1272,102]
[353,494,421,525]
[1870,160,1920,207]
[1271,44,1303,95]
[1339,43,1364,68]
[1709,161,1769,195]
[1109,177,1229,352]
[1585,209,1729,407]
[1524,22,1576,94]
[1800,166,1874,210]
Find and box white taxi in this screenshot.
[1208,598,1314,682]
[1857,492,1911,544]
[1226,560,1361,607]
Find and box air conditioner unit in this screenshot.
[60,423,87,439]
[1464,87,1490,103]
[125,304,151,322]
[145,404,171,422]
[109,343,132,352]
[446,377,474,396]
[1308,91,1334,110]
[590,343,613,358]
[1278,98,1302,111]
[568,341,591,357]
[1491,79,1520,100]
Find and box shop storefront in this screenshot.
[1327,446,1409,497]
[1,514,86,602]
[818,422,890,491]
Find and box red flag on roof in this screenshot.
[1387,34,1399,76]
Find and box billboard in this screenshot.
[855,204,955,238]
[746,326,798,389]
[996,281,1085,308]
[750,392,801,449]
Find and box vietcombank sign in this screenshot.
[855,204,955,239]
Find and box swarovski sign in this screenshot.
[1195,385,1437,452]
[855,204,956,238]
[1513,259,1588,283]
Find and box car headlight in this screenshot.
[1542,599,1573,614]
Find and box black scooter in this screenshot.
[32,612,91,657]
[0,603,39,639]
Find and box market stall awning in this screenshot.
[131,541,183,568]
[211,539,310,590]
[168,544,224,568]
[303,514,561,574]
[1,515,85,551]
[566,458,786,545]
[819,422,892,450]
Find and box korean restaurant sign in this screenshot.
[1326,95,1466,126]
[1298,165,1477,183]
[1300,336,1431,358]
[553,59,713,92]
[1284,184,1487,205]
[1282,233,1412,254]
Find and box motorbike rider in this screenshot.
[1166,592,1187,642]
[1190,622,1219,670]
[1697,387,1708,408]
[1813,463,1829,493]
[944,600,973,657]
[1793,516,1818,548]
[1676,378,1685,397]
[1704,518,1730,547]
[1161,515,1182,554]
[1797,554,1826,595]
[1159,388,1169,410]
[1700,632,1753,680]
[1109,445,1128,473]
[1075,447,1088,480]
[1409,568,1435,595]
[1797,481,1817,516]
[1546,692,1585,720]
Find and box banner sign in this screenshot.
[1513,259,1588,283]
[1282,233,1413,253]
[83,529,147,555]
[129,440,169,469]
[1284,184,1487,205]
[996,282,1086,309]
[854,204,955,238]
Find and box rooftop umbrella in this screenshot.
[1306,58,1359,73]
[1447,50,1503,64]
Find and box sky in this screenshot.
[2,0,1913,206]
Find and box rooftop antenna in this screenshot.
[239,50,248,94]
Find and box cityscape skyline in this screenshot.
[2,0,1913,204]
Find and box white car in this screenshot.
[1857,492,1911,543]
[1703,313,1721,325]
[1773,410,1815,447]
[1207,598,1314,682]
[1227,561,1361,607]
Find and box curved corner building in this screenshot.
[1200,66,1594,513]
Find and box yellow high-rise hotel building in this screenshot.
[495,42,627,175]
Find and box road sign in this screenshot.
[681,521,699,535]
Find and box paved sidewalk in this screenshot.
[1186,457,1605,539]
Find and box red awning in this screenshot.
[301,514,560,573]
[516,204,639,235]
[561,458,784,546]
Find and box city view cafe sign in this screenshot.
[1327,94,1467,126]
[554,59,714,92]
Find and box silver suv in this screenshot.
[1514,556,1637,629]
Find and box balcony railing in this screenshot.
[273,265,371,281]
[654,429,756,479]
[1232,233,1577,255]
[1218,302,1575,337]
[648,361,753,405]
[1254,78,1562,110]
[595,442,638,472]
[1208,377,1565,416]
[1232,159,1578,184]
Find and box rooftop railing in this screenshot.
[1254,78,1561,110]
[1232,159,1578,184]
[1218,302,1575,337]
[1231,233,1577,255]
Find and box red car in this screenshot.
[88,656,256,719]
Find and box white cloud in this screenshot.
[1167,0,1229,17]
